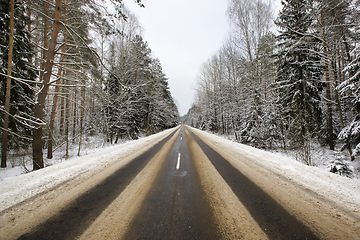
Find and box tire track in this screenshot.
[123,127,219,239]
[187,127,319,240]
[17,128,179,240]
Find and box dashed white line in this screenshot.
[176,153,181,170]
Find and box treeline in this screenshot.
[0,0,179,170]
[185,0,360,164]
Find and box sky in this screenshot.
[123,0,283,116]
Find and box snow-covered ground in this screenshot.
[272,145,360,179]
[0,134,125,182]
[213,131,360,180]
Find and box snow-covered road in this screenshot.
[0,126,359,239]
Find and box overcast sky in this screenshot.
[123,0,282,115]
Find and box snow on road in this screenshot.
[189,127,360,219]
[1,126,359,219]
[0,128,175,212]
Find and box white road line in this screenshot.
[180,136,182,140]
[176,153,181,170]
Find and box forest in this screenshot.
[0,0,179,170]
[185,0,360,171]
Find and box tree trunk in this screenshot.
[73,83,77,144]
[146,102,151,135]
[342,34,351,63]
[40,2,49,83]
[59,80,65,135]
[33,0,63,171]
[47,0,67,159]
[47,68,62,159]
[325,64,334,150]
[78,85,85,156]
[1,0,15,168]
[65,78,69,158]
[331,50,354,161]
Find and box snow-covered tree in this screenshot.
[0,0,36,167]
[104,34,178,142]
[274,0,325,164]
[338,46,360,157]
[145,58,179,134]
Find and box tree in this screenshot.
[0,0,36,168]
[338,46,360,158]
[310,0,358,157]
[31,0,144,170]
[146,58,179,134]
[227,0,275,147]
[0,0,179,171]
[274,0,325,164]
[104,34,178,141]
[32,0,63,170]
[1,0,15,168]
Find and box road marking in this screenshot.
[180,136,182,140]
[176,153,181,170]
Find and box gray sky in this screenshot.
[124,0,282,116]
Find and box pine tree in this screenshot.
[146,58,179,134]
[0,0,36,167]
[104,34,178,142]
[312,0,355,152]
[338,46,360,158]
[274,0,325,164]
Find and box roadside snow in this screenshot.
[1,126,359,219]
[190,127,360,217]
[0,128,175,212]
[0,134,126,182]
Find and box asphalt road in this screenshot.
[17,129,179,240]
[9,125,357,239]
[124,127,219,240]
[188,128,318,240]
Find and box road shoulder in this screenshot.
[188,126,360,239]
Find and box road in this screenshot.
[2,126,359,239]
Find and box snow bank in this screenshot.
[190,127,360,217]
[0,128,175,212]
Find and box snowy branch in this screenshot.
[0,126,32,141]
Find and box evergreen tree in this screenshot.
[338,46,360,158]
[104,34,179,141]
[146,58,179,133]
[274,0,325,164]
[0,0,36,150]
